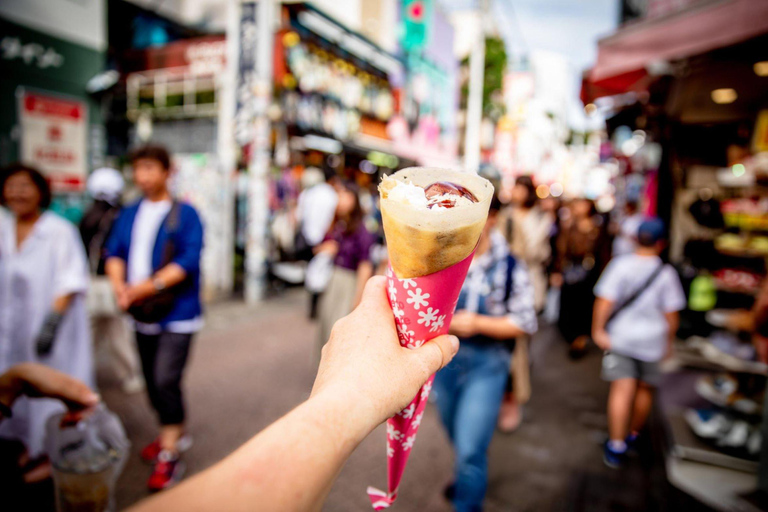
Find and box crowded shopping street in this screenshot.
[2,0,768,511]
[103,291,674,512]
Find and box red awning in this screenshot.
[580,68,649,105]
[590,0,768,82]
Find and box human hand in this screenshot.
[592,329,611,351]
[311,276,459,427]
[550,273,564,288]
[316,240,339,257]
[449,311,479,338]
[0,363,99,415]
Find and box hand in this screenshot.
[315,240,339,257]
[550,273,564,288]
[120,281,155,310]
[311,276,459,426]
[450,311,479,338]
[0,363,99,414]
[593,329,611,351]
[114,282,131,311]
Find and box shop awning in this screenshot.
[587,0,768,88]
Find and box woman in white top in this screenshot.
[0,164,92,469]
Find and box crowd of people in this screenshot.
[4,146,764,511]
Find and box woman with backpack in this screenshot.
[434,195,538,512]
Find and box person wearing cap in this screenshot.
[592,218,686,468]
[79,168,144,395]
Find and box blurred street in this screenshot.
[103,290,662,512]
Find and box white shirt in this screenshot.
[128,199,172,285]
[127,199,202,334]
[0,211,92,456]
[594,254,686,362]
[297,183,338,246]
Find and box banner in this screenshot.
[19,91,87,191]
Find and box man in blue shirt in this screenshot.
[105,144,203,491]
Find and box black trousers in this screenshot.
[136,331,194,425]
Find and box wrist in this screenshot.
[310,386,380,442]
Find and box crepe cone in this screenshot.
[367,168,492,510]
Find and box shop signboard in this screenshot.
[18,91,87,191]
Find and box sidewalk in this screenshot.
[102,291,665,511]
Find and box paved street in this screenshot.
[101,290,662,511]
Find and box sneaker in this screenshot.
[141,435,193,463]
[684,408,732,439]
[147,450,185,492]
[625,432,640,455]
[603,441,625,469]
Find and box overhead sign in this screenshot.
[19,91,87,191]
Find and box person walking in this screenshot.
[80,167,144,394]
[434,196,537,512]
[316,181,374,356]
[592,218,686,467]
[0,164,93,479]
[551,198,610,358]
[296,167,338,318]
[611,200,643,258]
[105,145,203,491]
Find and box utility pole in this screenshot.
[464,0,488,174]
[228,0,275,303]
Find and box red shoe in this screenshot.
[147,450,185,492]
[141,435,193,463]
[141,438,162,463]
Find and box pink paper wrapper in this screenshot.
[367,250,475,510]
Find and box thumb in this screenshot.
[411,335,460,377]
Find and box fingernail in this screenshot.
[85,392,100,405]
[448,335,460,354]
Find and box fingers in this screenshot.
[355,276,391,317]
[412,335,460,377]
[18,364,99,409]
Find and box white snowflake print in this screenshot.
[392,303,405,321]
[429,314,446,333]
[387,443,395,457]
[387,423,403,441]
[399,403,416,419]
[405,339,424,349]
[400,278,417,290]
[417,307,440,327]
[397,323,414,341]
[412,412,424,428]
[406,288,430,310]
[388,283,398,303]
[420,380,433,401]
[386,267,393,279]
[402,435,416,451]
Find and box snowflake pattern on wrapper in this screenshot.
[417,307,440,327]
[406,288,430,310]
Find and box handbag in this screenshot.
[86,207,120,317]
[305,252,334,293]
[128,202,183,324]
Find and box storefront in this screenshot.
[583,3,768,507]
[0,1,107,222]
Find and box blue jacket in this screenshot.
[105,199,204,325]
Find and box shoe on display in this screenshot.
[716,420,750,449]
[684,408,732,439]
[147,450,185,492]
[695,374,738,407]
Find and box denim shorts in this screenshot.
[601,352,661,387]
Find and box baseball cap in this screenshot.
[637,217,666,246]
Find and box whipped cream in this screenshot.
[386,181,473,210]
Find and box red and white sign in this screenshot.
[19,92,87,191]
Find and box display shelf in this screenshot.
[673,340,768,376]
[658,371,762,511]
